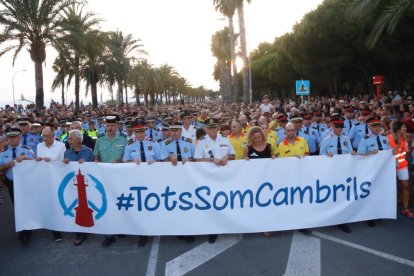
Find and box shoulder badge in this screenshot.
[165,138,173,145]
[355,123,360,126]
[2,147,8,152]
[198,136,205,141]
[21,145,31,149]
[146,137,155,142]
[128,138,135,145]
[182,137,193,143]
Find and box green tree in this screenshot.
[211,28,232,103]
[352,0,414,47]
[213,0,239,102]
[0,0,75,110]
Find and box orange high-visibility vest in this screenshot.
[388,134,408,170]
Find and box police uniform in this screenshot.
[320,134,353,155]
[94,117,127,164]
[276,127,286,145]
[97,124,106,135]
[194,119,235,160]
[16,118,41,155]
[349,122,370,150]
[161,137,195,161]
[145,127,163,142]
[311,122,328,136]
[344,118,357,134]
[357,134,390,154]
[0,129,35,203]
[123,137,162,162]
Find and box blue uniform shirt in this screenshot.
[82,122,90,131]
[64,145,94,162]
[320,134,353,155]
[146,128,163,142]
[301,126,319,153]
[357,134,391,155]
[349,123,370,149]
[123,138,162,162]
[97,125,106,135]
[0,145,35,181]
[160,137,195,161]
[344,118,357,134]
[20,132,41,156]
[276,127,286,145]
[312,122,328,136]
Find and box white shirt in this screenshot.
[259,103,273,113]
[194,134,235,159]
[36,140,66,161]
[181,125,197,143]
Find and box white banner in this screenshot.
[14,150,396,235]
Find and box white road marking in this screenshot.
[165,234,242,276]
[284,231,321,276]
[313,231,414,268]
[146,236,160,276]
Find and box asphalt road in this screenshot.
[1,184,414,276]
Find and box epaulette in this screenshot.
[182,137,193,143]
[21,145,31,150]
[364,135,370,139]
[55,137,61,142]
[164,138,173,145]
[157,139,163,143]
[198,136,205,141]
[97,133,105,138]
[146,137,155,142]
[312,126,318,130]
[2,147,8,152]
[128,138,135,145]
[355,123,361,126]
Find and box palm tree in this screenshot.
[106,31,144,106]
[57,2,101,111]
[51,51,72,105]
[211,28,232,103]
[352,0,413,47]
[235,0,251,104]
[213,0,239,102]
[0,0,75,110]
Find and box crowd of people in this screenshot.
[0,90,413,247]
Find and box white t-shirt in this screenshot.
[36,140,66,161]
[259,103,273,113]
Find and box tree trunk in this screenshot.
[61,81,65,106]
[226,61,232,104]
[91,81,98,108]
[74,55,80,112]
[229,15,238,103]
[34,61,44,110]
[117,80,123,106]
[144,92,149,107]
[135,88,140,105]
[125,86,129,105]
[219,60,227,104]
[237,2,250,104]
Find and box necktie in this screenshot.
[337,137,342,154]
[376,136,383,151]
[176,141,182,161]
[306,127,309,134]
[365,125,369,135]
[150,129,153,139]
[12,148,16,159]
[349,120,352,130]
[317,124,320,132]
[140,141,146,162]
[23,135,27,146]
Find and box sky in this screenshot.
[0,0,324,107]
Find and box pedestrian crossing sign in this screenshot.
[296,80,310,95]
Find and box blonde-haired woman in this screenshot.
[243,126,276,160]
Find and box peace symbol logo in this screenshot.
[58,170,107,227]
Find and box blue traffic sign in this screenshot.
[296,80,310,95]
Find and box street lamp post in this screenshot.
[12,70,27,107]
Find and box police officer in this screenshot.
[194,118,235,243]
[94,115,127,247]
[161,122,195,165]
[161,122,195,243]
[159,123,171,144]
[97,116,106,135]
[344,106,357,134]
[357,116,391,228]
[291,115,310,146]
[145,115,163,142]
[312,111,328,136]
[319,117,355,233]
[123,120,162,165]
[302,113,320,155]
[276,114,288,145]
[0,128,35,245]
[17,118,40,156]
[181,111,198,142]
[122,120,161,247]
[349,109,372,150]
[87,121,98,140]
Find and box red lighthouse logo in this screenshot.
[74,170,94,227]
